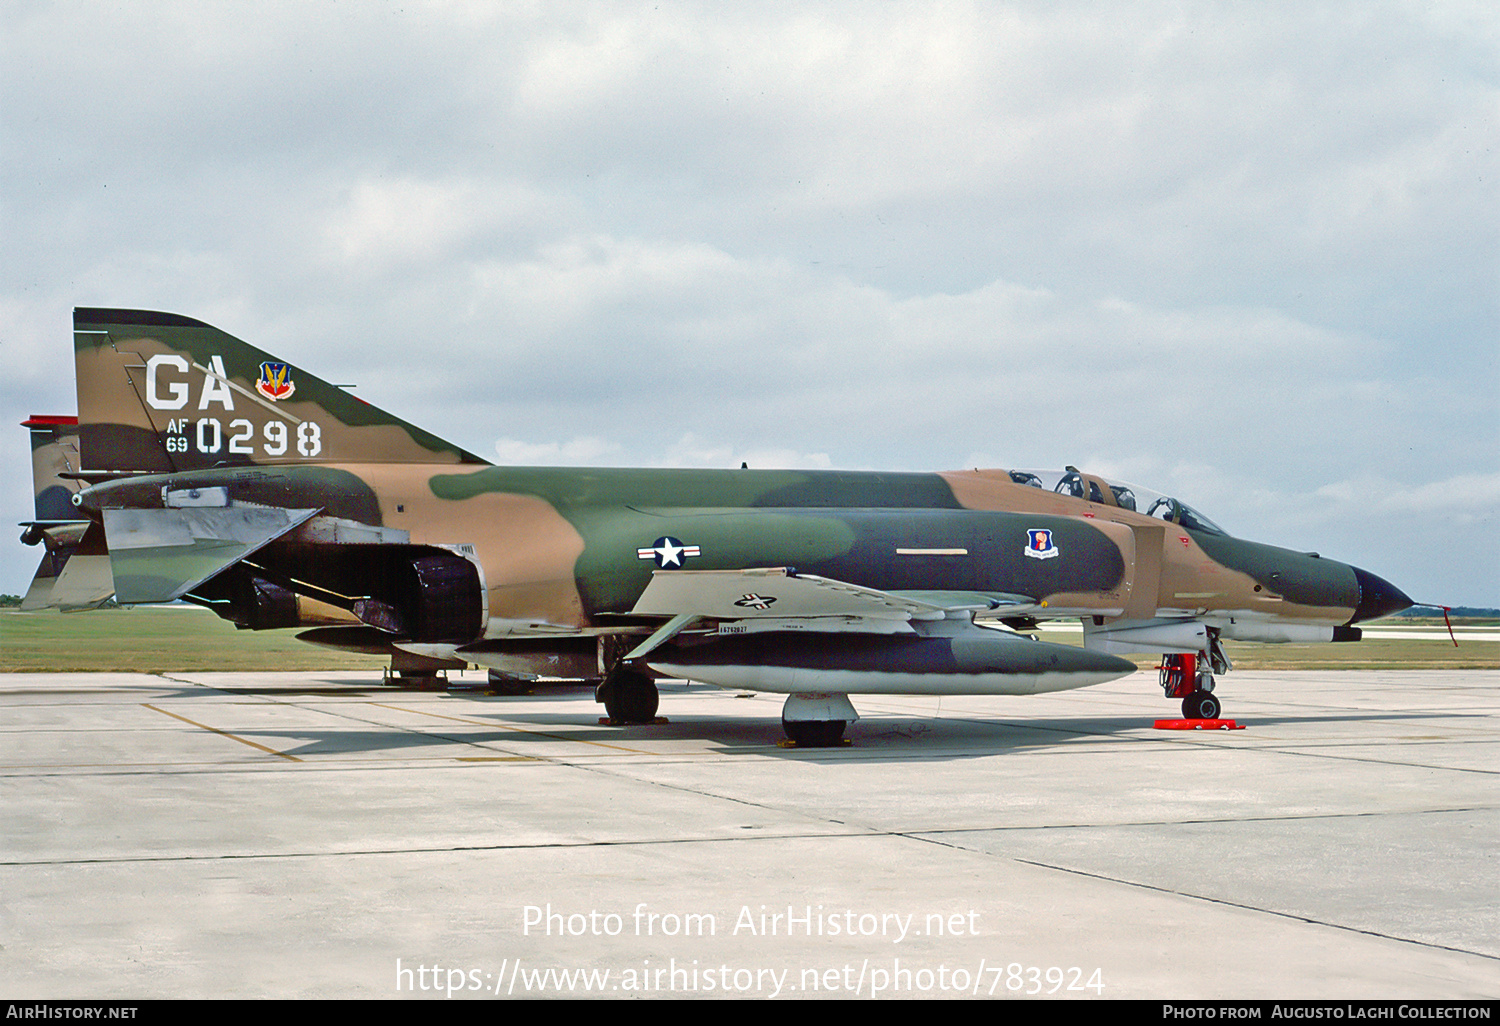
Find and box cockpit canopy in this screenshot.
[1005,467,1228,536]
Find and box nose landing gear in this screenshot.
[1160,652,1220,720]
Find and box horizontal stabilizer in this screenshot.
[102,506,319,603]
[47,522,115,610]
[21,552,63,611]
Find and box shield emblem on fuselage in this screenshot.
[1025,528,1059,559]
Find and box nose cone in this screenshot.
[1349,566,1414,624]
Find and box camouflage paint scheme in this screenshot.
[19,416,89,610]
[21,309,1412,739]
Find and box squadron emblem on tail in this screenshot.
[256,362,295,401]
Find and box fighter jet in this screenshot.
[19,308,1413,745]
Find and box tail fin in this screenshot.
[73,308,488,474]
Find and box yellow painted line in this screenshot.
[367,702,655,755]
[456,757,539,762]
[141,704,302,761]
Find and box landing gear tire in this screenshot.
[781,718,846,747]
[600,668,659,723]
[486,670,534,696]
[1182,690,1221,720]
[387,670,446,690]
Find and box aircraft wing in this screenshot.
[18,521,90,611]
[630,566,1037,623]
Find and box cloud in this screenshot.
[321,176,559,273]
[659,434,832,471]
[494,436,623,466]
[1315,473,1500,522]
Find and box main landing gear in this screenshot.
[384,652,466,691]
[1160,653,1221,720]
[384,668,449,690]
[595,664,660,723]
[486,670,535,696]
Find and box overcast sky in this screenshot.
[2,1,1496,606]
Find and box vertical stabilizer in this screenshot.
[73,308,488,474]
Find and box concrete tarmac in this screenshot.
[0,669,1496,1000]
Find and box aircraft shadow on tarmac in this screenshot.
[119,672,1474,762]
[203,703,1469,763]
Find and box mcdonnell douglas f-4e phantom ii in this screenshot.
[20,308,1414,745]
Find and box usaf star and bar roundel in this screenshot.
[637,537,701,568]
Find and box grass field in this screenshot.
[0,607,387,673]
[3,606,1498,673]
